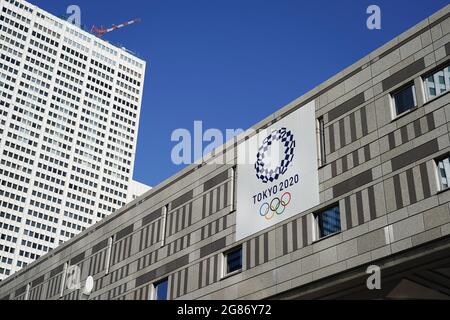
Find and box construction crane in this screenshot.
[91,18,141,38]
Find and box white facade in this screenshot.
[0,0,148,279]
[127,179,152,203]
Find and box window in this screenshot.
[223,246,242,277]
[231,166,236,212]
[424,65,450,100]
[436,156,450,191]
[153,278,168,300]
[105,236,114,274]
[160,205,168,247]
[314,205,341,240]
[392,84,417,117]
[317,117,326,166]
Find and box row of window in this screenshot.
[111,112,136,127]
[108,136,133,151]
[92,50,116,66]
[0,14,29,33]
[0,257,13,266]
[89,67,113,83]
[73,156,100,172]
[149,204,340,300]
[24,64,52,81]
[2,6,30,24]
[62,220,85,232]
[31,30,59,50]
[0,234,17,244]
[25,219,57,234]
[0,244,15,254]
[0,267,10,276]
[64,37,89,54]
[119,62,142,79]
[23,229,55,244]
[0,166,30,184]
[0,41,22,59]
[0,221,20,233]
[1,175,29,194]
[60,230,76,240]
[19,250,40,260]
[26,55,53,74]
[67,192,96,207]
[317,63,450,167]
[104,160,130,175]
[29,199,60,214]
[1,52,20,66]
[91,59,115,75]
[149,245,244,300]
[103,168,129,182]
[114,96,139,112]
[4,0,34,14]
[21,239,50,253]
[34,22,61,39]
[28,209,59,224]
[64,211,93,225]
[120,54,144,70]
[0,33,24,51]
[28,46,55,65]
[65,25,90,43]
[0,23,27,42]
[39,12,63,30]
[393,65,450,117]
[0,210,21,223]
[94,40,117,56]
[68,183,97,198]
[117,84,140,104]
[115,87,139,103]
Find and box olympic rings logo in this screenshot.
[259,192,292,220]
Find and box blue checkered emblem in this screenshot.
[255,128,296,184]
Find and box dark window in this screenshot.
[436,156,450,191]
[225,247,242,275]
[317,117,326,166]
[392,84,416,116]
[154,278,168,300]
[316,206,341,239]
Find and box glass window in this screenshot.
[317,117,326,166]
[437,156,450,191]
[153,278,168,300]
[224,247,242,275]
[424,66,450,100]
[392,84,417,116]
[316,206,341,239]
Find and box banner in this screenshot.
[236,101,320,241]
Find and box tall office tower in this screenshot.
[0,0,149,280]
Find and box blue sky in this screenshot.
[31,0,448,187]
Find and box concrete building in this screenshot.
[0,5,449,300]
[0,0,149,280]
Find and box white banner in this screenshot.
[236,101,320,241]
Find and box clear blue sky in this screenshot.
[32,0,448,187]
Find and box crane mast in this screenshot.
[91,18,141,38]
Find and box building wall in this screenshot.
[127,180,152,203]
[0,5,449,300]
[0,0,147,279]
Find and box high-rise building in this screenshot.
[0,0,149,280]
